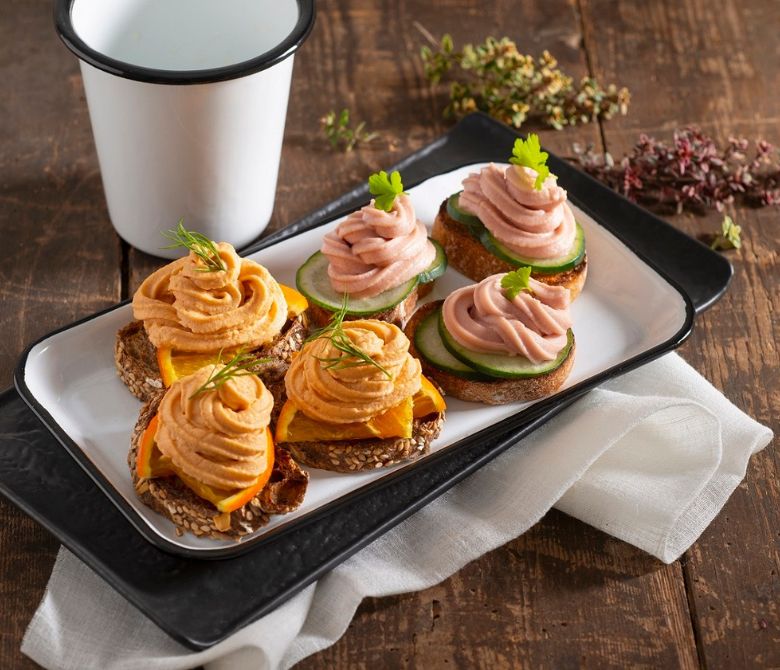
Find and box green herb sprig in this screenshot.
[322,108,379,152]
[419,30,630,131]
[189,350,271,398]
[305,295,391,378]
[510,134,551,190]
[368,170,406,212]
[710,215,742,251]
[501,266,533,299]
[162,220,226,273]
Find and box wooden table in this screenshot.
[1,1,778,667]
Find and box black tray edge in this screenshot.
[11,116,701,559]
[2,112,729,648]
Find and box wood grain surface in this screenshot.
[0,0,777,668]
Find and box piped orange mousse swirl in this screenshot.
[321,194,436,298]
[459,163,576,260]
[133,242,287,352]
[442,273,572,364]
[285,320,421,423]
[156,365,273,490]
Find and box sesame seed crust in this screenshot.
[129,390,309,540]
[115,313,309,404]
[281,413,445,473]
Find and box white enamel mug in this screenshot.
[55,0,315,257]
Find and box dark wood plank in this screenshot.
[0,1,122,668]
[579,0,780,667]
[300,511,698,669]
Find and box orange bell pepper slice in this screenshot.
[279,283,308,318]
[412,375,447,418]
[275,397,415,443]
[136,415,175,479]
[136,417,274,514]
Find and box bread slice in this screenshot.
[306,280,435,329]
[431,200,587,300]
[281,411,444,473]
[129,390,309,540]
[405,301,575,405]
[115,314,308,404]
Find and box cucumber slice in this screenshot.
[438,311,574,379]
[296,251,418,315]
[446,191,586,275]
[480,223,586,275]
[414,306,489,381]
[418,238,447,284]
[446,192,483,237]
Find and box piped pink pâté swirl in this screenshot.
[321,194,436,299]
[458,163,576,260]
[442,273,572,364]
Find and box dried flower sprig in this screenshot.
[321,108,379,152]
[569,128,780,214]
[305,295,391,378]
[162,220,226,273]
[190,350,271,397]
[709,216,742,251]
[419,31,630,130]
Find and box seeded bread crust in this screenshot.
[281,412,444,473]
[115,314,309,404]
[405,301,575,405]
[431,200,587,300]
[306,280,435,329]
[129,390,309,540]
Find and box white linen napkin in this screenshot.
[22,352,773,670]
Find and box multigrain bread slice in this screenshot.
[282,411,445,473]
[431,200,587,300]
[405,301,575,405]
[306,281,434,329]
[115,315,309,404]
[129,390,308,540]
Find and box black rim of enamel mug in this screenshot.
[54,0,316,85]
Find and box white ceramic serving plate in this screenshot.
[19,164,689,554]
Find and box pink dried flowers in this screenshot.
[570,127,780,214]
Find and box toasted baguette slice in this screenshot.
[405,301,575,405]
[115,315,308,404]
[129,390,308,540]
[306,280,435,329]
[281,411,444,473]
[431,200,587,300]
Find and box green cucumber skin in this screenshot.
[446,192,483,236]
[480,224,586,274]
[296,251,418,316]
[414,307,490,381]
[437,310,573,379]
[446,192,586,275]
[418,238,448,284]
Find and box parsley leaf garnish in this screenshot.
[368,170,406,212]
[500,266,533,299]
[509,133,551,190]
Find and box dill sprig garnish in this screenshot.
[162,220,227,273]
[305,295,391,378]
[189,350,271,398]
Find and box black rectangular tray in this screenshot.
[0,113,731,649]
